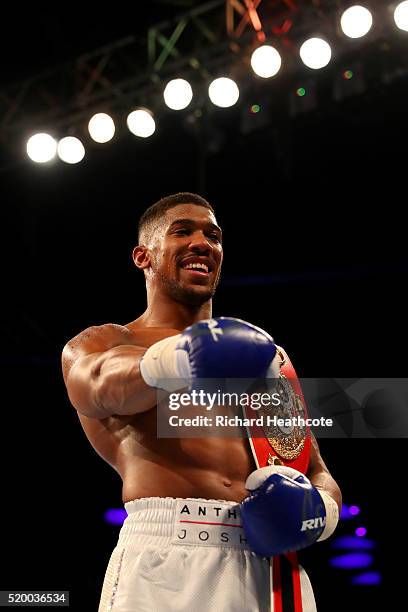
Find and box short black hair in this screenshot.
[138,192,215,244]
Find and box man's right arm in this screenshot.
[62,317,280,420]
[61,323,161,419]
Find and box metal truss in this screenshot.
[0,0,405,145]
[0,0,327,142]
[226,0,299,42]
[0,0,227,142]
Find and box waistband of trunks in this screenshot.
[119,497,250,549]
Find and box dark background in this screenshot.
[0,1,405,610]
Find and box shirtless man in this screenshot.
[62,192,342,611]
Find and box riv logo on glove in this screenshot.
[301,517,326,531]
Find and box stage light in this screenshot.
[88,113,115,143]
[57,137,85,164]
[26,133,57,163]
[394,1,408,31]
[126,109,156,138]
[299,37,332,69]
[355,527,367,537]
[340,503,362,519]
[329,553,373,569]
[351,571,381,585]
[250,45,281,78]
[340,5,373,38]
[208,77,239,108]
[163,78,193,110]
[289,80,317,116]
[331,536,375,550]
[104,508,127,525]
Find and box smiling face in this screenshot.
[143,203,223,306]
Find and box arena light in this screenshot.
[88,113,115,143]
[163,78,193,110]
[126,108,156,138]
[394,1,408,31]
[340,5,373,38]
[355,527,367,537]
[299,37,332,70]
[340,503,362,520]
[57,136,85,164]
[104,508,127,525]
[250,45,282,78]
[351,571,381,585]
[331,536,375,550]
[208,77,239,108]
[26,132,57,163]
[329,553,373,569]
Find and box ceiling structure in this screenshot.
[1,0,406,160]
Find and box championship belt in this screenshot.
[243,346,311,612]
[244,346,311,474]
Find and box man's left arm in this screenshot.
[307,432,342,514]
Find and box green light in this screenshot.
[296,87,306,97]
[250,104,261,113]
[344,70,354,80]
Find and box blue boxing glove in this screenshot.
[241,466,339,557]
[140,317,277,391]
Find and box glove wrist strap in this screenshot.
[140,335,186,391]
[317,490,339,541]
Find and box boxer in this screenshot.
[62,192,342,611]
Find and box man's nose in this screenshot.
[188,232,212,252]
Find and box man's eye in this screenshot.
[175,229,189,235]
[209,234,220,242]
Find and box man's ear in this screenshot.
[132,245,151,270]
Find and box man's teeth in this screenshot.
[184,262,209,273]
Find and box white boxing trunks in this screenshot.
[98,497,317,612]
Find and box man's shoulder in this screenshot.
[61,322,135,382]
[63,321,180,356]
[65,322,135,348]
